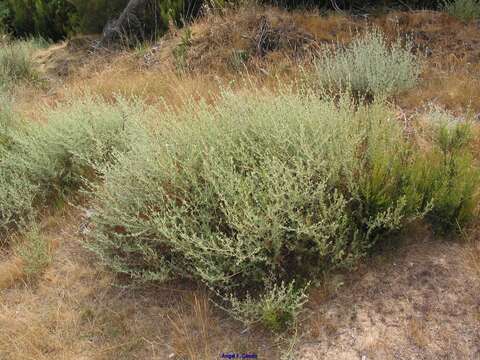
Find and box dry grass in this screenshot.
[16,7,478,115]
[466,240,480,278]
[168,292,216,359]
[0,210,280,359]
[400,71,480,113]
[0,255,23,289]
[462,223,480,279]
[406,317,430,348]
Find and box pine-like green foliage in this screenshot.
[443,0,480,21]
[0,0,203,40]
[315,29,420,98]
[5,0,76,40]
[415,109,479,232]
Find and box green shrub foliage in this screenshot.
[0,96,148,236]
[0,90,477,329]
[86,90,478,328]
[0,39,41,87]
[315,29,420,98]
[416,109,479,232]
[227,280,309,331]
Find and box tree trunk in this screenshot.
[100,0,149,47]
[99,0,204,47]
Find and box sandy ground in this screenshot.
[298,231,480,360]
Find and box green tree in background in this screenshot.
[0,0,203,41]
[5,0,76,40]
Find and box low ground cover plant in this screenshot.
[87,90,479,331]
[13,225,52,280]
[315,29,420,99]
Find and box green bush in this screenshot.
[0,1,11,33]
[14,225,52,279]
[85,90,478,330]
[443,0,480,21]
[0,96,148,236]
[0,89,477,330]
[0,97,36,237]
[315,29,420,98]
[415,109,479,232]
[227,281,309,331]
[0,39,40,87]
[0,0,203,41]
[0,155,37,239]
[0,94,16,147]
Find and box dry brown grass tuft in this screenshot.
[0,255,23,290]
[168,291,216,359]
[466,239,480,278]
[399,67,480,113]
[462,223,480,279]
[406,317,430,349]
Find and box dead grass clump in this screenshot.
[0,255,23,289]
[168,291,216,359]
[376,11,480,69]
[399,71,480,113]
[465,239,480,278]
[407,317,430,348]
[184,6,321,74]
[253,15,319,58]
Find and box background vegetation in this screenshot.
[1,0,476,41]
